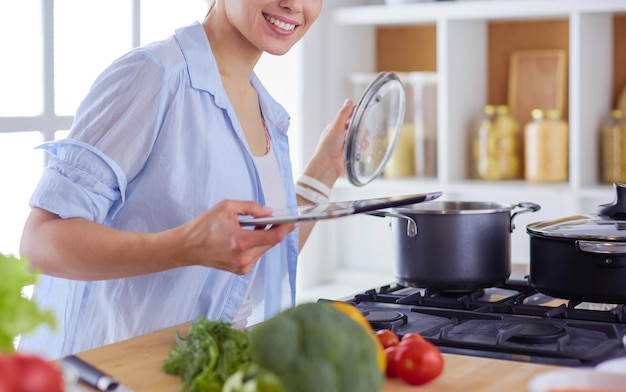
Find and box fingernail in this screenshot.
[343,98,352,107]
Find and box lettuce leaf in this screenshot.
[0,253,56,353]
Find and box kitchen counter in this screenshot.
[70,322,562,392]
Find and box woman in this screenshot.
[18,0,352,360]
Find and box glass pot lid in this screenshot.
[526,214,626,241]
[526,183,626,241]
[344,72,406,186]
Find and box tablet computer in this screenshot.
[238,191,442,227]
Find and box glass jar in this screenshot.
[383,123,416,178]
[472,105,521,180]
[601,109,626,184]
[524,109,569,182]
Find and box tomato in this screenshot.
[0,355,18,392]
[383,346,399,378]
[0,354,64,392]
[375,329,399,349]
[400,332,425,345]
[395,339,444,386]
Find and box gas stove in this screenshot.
[321,278,626,367]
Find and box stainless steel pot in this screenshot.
[374,201,540,290]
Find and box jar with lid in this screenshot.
[472,105,521,180]
[524,109,569,182]
[601,109,626,183]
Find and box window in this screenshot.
[0,0,302,256]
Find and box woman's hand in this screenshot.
[296,99,353,250]
[20,201,295,280]
[170,200,295,275]
[301,98,354,189]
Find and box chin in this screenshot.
[264,45,294,56]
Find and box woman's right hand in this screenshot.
[20,201,294,280]
[170,200,295,275]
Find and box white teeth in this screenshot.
[264,14,295,31]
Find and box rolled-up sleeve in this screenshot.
[30,139,127,222]
[29,46,173,223]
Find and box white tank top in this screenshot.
[232,144,289,328]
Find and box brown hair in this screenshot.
[206,0,216,18]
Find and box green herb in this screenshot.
[0,253,56,353]
[162,317,252,392]
[222,363,284,392]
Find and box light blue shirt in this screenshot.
[19,22,299,360]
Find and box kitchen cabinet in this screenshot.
[296,0,626,298]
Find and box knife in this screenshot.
[60,355,135,392]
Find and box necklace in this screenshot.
[261,116,270,154]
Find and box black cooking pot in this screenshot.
[374,201,540,291]
[527,183,626,303]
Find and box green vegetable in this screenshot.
[0,253,56,353]
[162,317,252,392]
[249,302,383,392]
[223,363,284,392]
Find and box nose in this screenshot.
[279,0,304,13]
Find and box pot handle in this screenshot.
[576,240,626,268]
[365,210,418,237]
[509,202,541,232]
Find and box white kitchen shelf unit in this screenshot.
[295,0,626,298]
[324,0,626,192]
[334,0,626,25]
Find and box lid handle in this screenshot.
[597,183,626,220]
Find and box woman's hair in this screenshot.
[206,0,216,18]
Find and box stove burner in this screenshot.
[328,278,626,366]
[503,322,567,344]
[364,310,408,331]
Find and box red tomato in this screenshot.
[375,329,400,349]
[0,355,18,392]
[395,339,444,386]
[383,345,399,378]
[1,354,64,392]
[400,332,425,345]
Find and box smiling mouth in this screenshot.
[263,13,296,31]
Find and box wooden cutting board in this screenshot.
[63,323,562,392]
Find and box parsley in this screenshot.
[162,317,252,392]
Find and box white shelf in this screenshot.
[315,0,624,190]
[334,0,626,26]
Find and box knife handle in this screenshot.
[60,355,119,391]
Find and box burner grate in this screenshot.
[324,277,626,366]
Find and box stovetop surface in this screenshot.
[322,278,626,367]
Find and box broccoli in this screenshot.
[249,302,383,392]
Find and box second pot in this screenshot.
[527,183,626,303]
[384,201,540,291]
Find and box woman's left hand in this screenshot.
[302,98,353,188]
[296,99,353,250]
